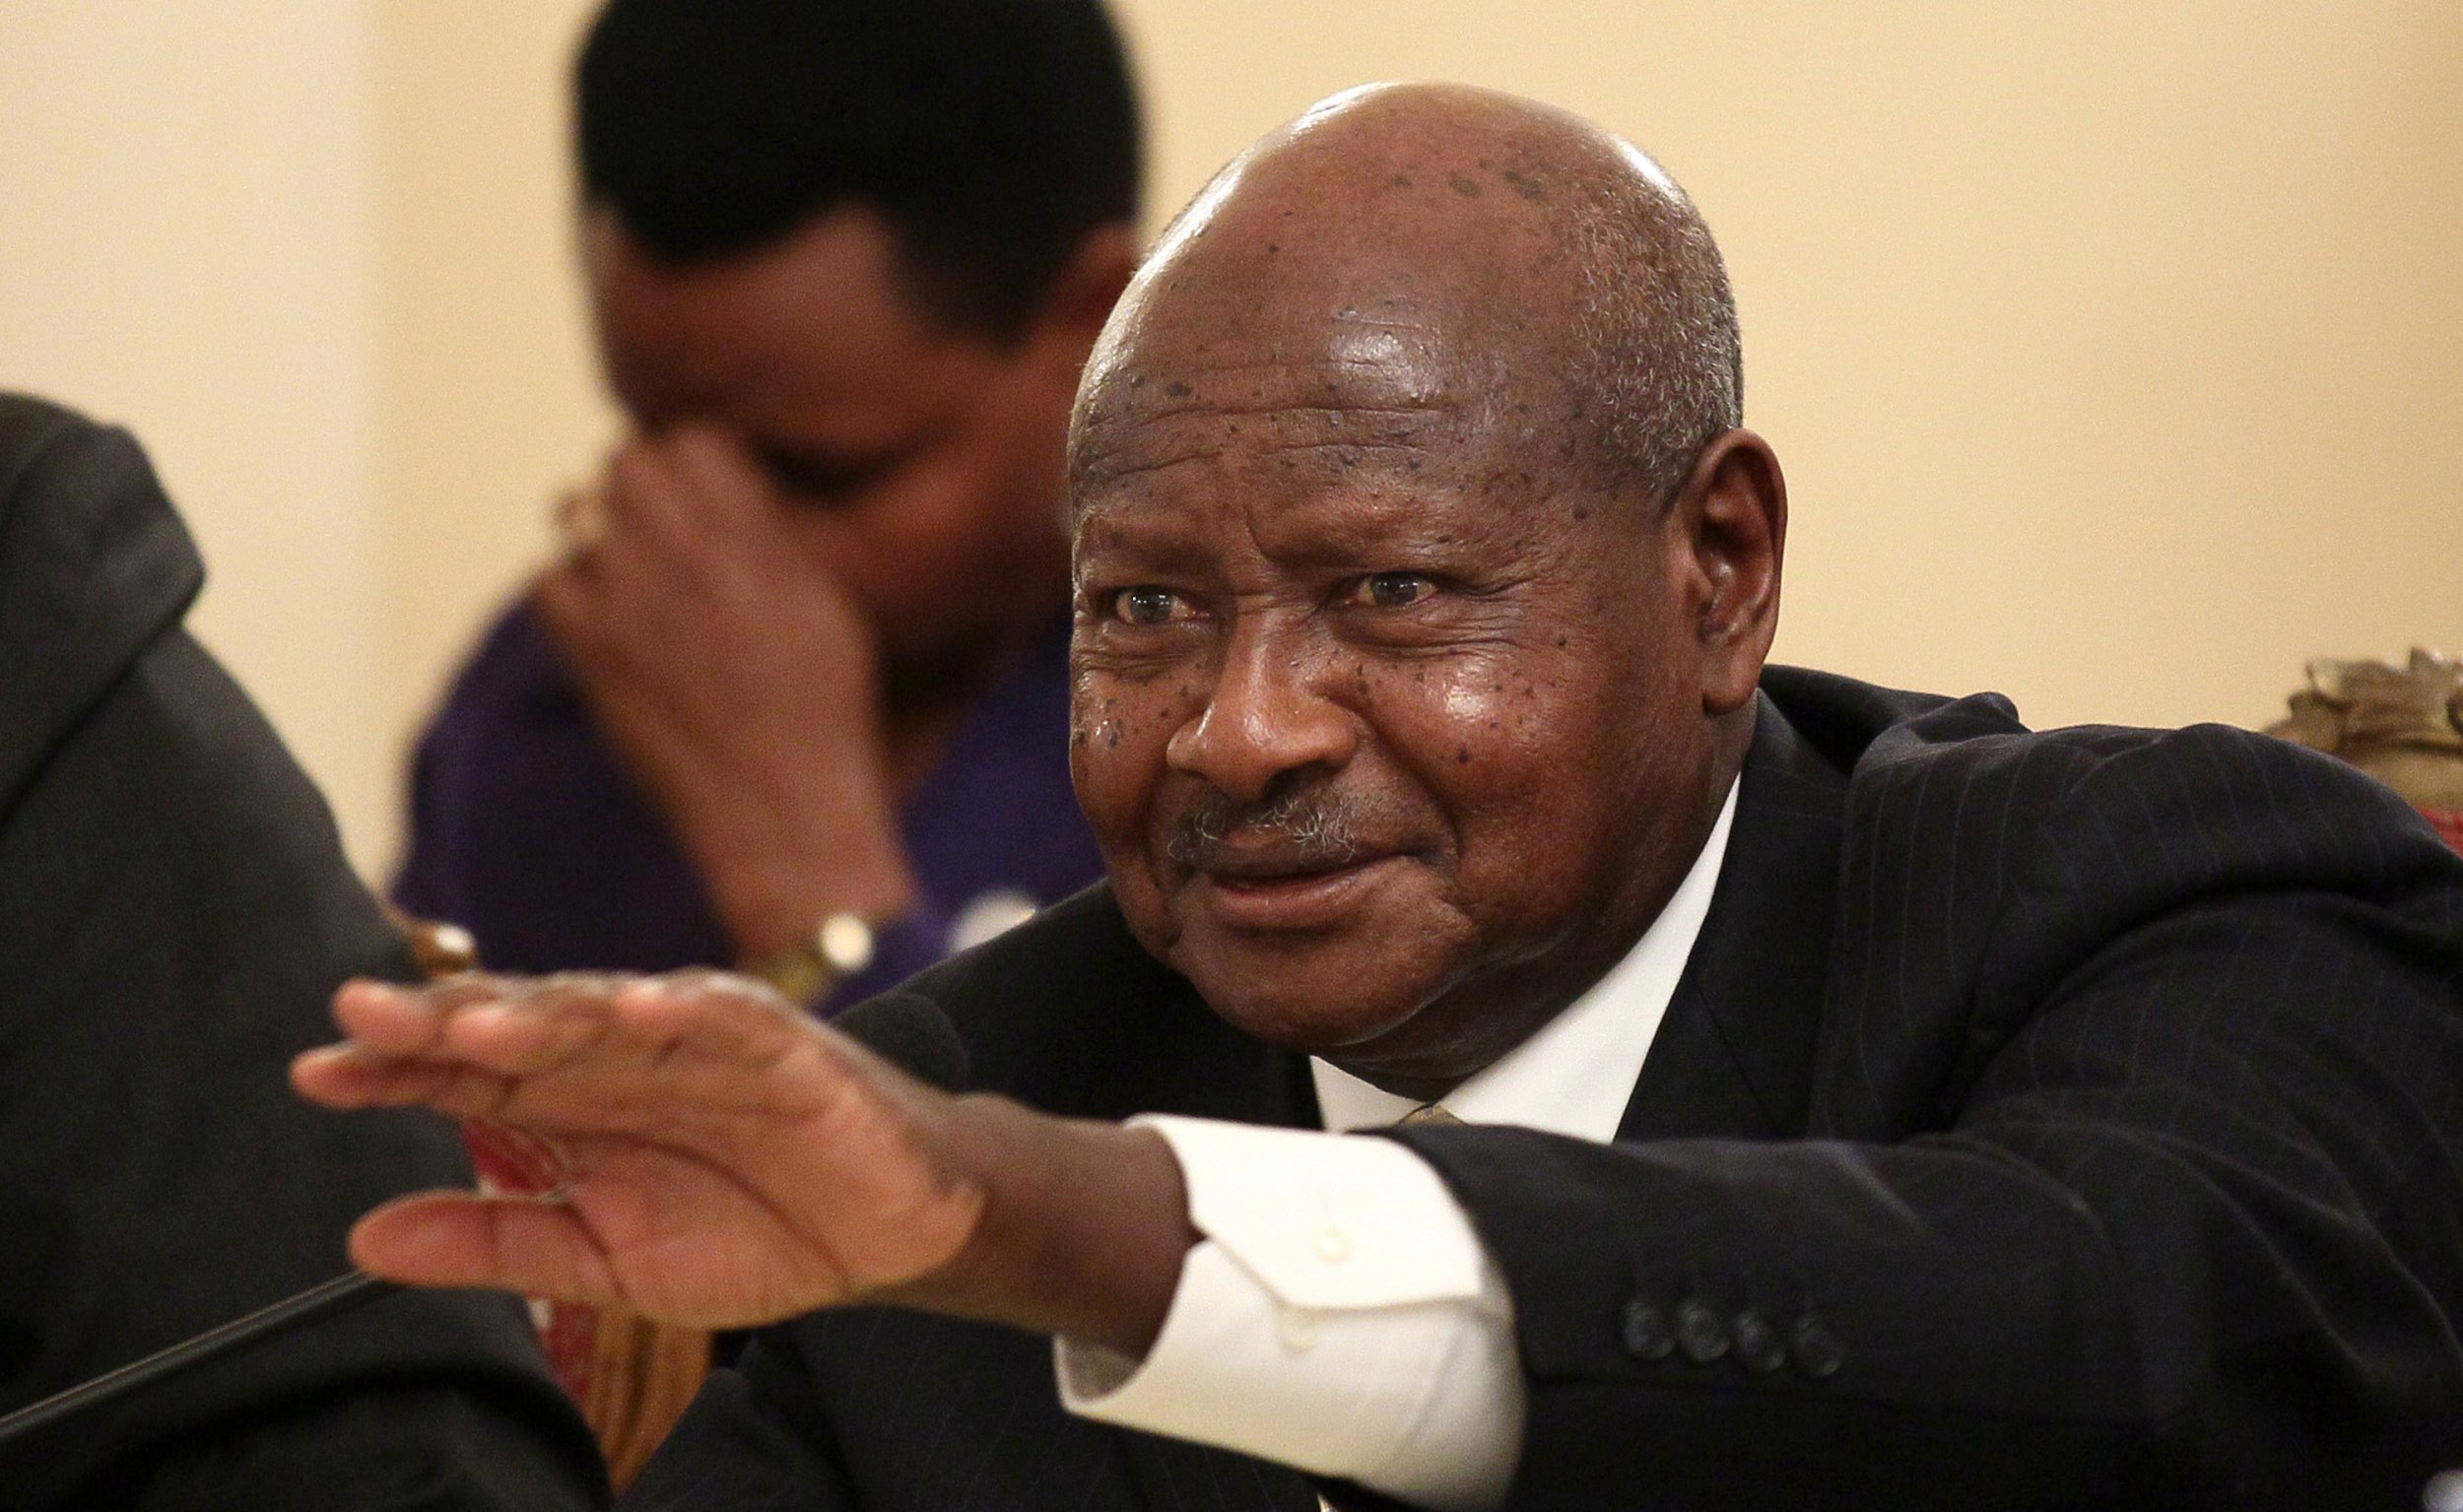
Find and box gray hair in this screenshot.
[1562,147,1743,508]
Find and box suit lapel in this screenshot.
[1138,982,1320,1130]
[1618,692,1847,1141]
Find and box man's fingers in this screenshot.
[602,436,698,548]
[328,978,449,1054]
[300,971,835,1129]
[554,484,610,558]
[533,558,601,647]
[613,427,777,545]
[436,976,632,1075]
[292,1046,522,1121]
[297,964,996,1332]
[662,426,774,523]
[326,974,618,1072]
[329,972,526,1034]
[614,971,811,1070]
[350,1190,623,1306]
[290,1042,401,1108]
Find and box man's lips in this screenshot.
[1192,844,1360,880]
[1186,851,1411,931]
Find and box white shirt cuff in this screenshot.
[1056,1116,1524,1511]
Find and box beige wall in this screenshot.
[5,3,2458,878]
[1115,0,2463,731]
[371,0,611,782]
[0,3,390,863]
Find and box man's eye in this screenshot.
[1353,572,1435,609]
[1107,586,1194,626]
[761,448,888,504]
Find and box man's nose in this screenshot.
[1164,619,1357,804]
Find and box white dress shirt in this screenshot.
[1059,779,1740,1510]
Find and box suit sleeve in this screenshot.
[619,1336,860,1511]
[1396,729,2463,1511]
[0,628,606,1510]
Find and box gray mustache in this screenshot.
[1166,784,1362,869]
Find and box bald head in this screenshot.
[1064,86,1784,1088]
[1074,83,1740,510]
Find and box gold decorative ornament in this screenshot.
[745,911,880,1007]
[2266,647,2463,852]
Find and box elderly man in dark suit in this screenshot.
[298,85,2463,1509]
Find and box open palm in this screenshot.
[292,972,985,1329]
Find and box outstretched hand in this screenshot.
[292,972,1195,1353]
[291,972,981,1328]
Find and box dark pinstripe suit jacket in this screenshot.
[628,668,2463,1511]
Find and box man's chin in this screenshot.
[1192,975,1425,1059]
[1165,916,1458,1059]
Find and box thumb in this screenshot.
[350,1189,623,1306]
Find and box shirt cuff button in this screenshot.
[1674,1298,1730,1364]
[1620,1299,1675,1361]
[1791,1315,1846,1379]
[1733,1309,1785,1373]
[1276,1307,1321,1352]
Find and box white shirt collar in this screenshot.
[1311,774,1741,1141]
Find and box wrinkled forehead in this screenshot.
[1070,233,1567,522]
[1068,85,1655,536]
[1069,299,1486,505]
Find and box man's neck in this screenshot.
[1316,774,1744,1135]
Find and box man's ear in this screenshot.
[1672,428,1786,716]
[1021,223,1140,367]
